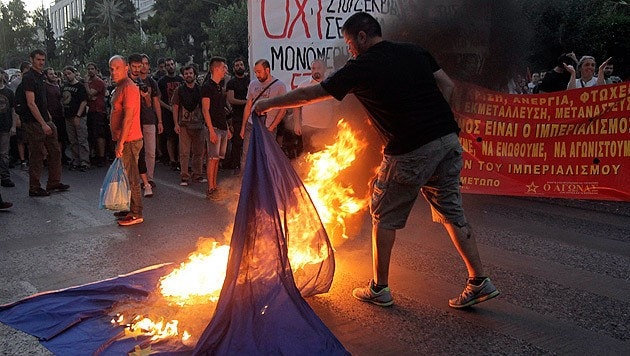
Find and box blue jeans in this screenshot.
[122,139,143,217]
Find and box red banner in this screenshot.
[451,82,630,201]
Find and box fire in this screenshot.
[111,241,230,343]
[159,242,230,304]
[303,119,368,241]
[113,119,368,345]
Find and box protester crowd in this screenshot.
[2,12,504,310]
[3,47,623,217]
[507,52,624,94]
[0,50,332,218]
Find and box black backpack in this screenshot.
[14,82,27,116]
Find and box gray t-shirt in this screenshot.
[246,76,286,127]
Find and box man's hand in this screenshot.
[115,142,124,158]
[41,122,52,136]
[240,127,245,139]
[599,57,612,74]
[174,123,180,135]
[209,130,218,144]
[253,99,271,116]
[157,122,164,134]
[563,63,575,75]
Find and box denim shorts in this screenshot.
[370,132,467,230]
[206,128,228,159]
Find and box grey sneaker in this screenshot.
[352,280,394,307]
[449,277,500,308]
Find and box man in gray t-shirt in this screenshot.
[239,59,286,171]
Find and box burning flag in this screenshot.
[0,114,348,355]
[193,114,346,354]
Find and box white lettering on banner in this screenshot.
[270,45,349,71]
[250,0,402,89]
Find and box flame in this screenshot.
[303,119,368,241]
[159,242,230,304]
[113,119,368,344]
[131,316,179,340]
[111,313,183,342]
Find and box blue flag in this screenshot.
[0,114,348,355]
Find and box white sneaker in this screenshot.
[144,186,154,197]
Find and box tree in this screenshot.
[142,0,224,65]
[32,7,57,60]
[84,0,138,56]
[58,18,88,66]
[202,0,248,64]
[519,0,630,80]
[85,32,174,75]
[0,0,37,68]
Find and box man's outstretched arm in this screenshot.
[254,84,332,114]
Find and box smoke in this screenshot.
[386,0,532,90]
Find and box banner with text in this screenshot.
[248,0,405,89]
[452,82,630,201]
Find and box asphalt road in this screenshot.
[1,161,629,355]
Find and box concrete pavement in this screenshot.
[1,162,629,355]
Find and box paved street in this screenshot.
[1,161,629,355]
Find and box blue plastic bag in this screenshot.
[98,158,130,211]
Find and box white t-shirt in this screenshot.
[297,79,334,129]
[247,76,286,127]
[574,77,598,88]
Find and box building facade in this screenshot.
[49,0,156,38]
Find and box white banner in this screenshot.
[248,0,405,89]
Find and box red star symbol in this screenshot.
[526,182,539,193]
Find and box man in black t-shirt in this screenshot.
[62,66,89,170]
[537,53,578,93]
[255,12,499,309]
[201,57,231,200]
[224,57,250,170]
[157,58,184,169]
[21,49,69,197]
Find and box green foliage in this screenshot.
[142,0,235,66]
[519,0,630,79]
[0,0,38,68]
[202,0,248,65]
[32,7,57,60]
[83,0,138,47]
[58,18,88,66]
[85,32,175,75]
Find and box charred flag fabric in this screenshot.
[0,114,347,355]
